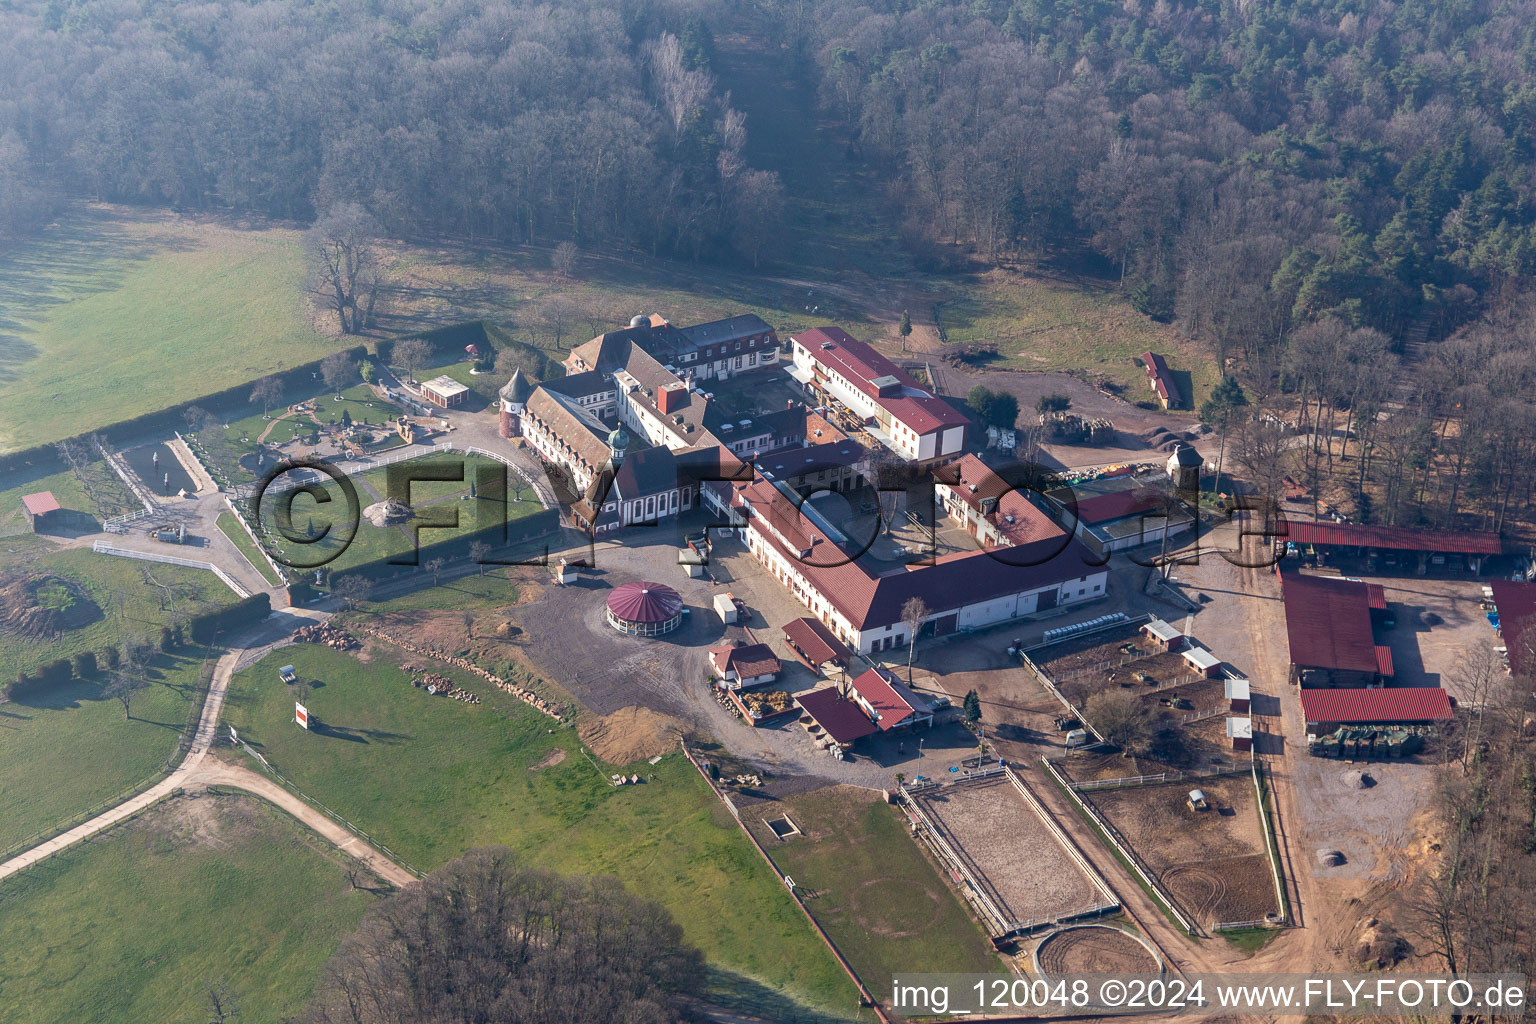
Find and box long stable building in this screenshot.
[1280,519,1502,575]
[710,470,1108,655]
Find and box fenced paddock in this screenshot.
[904,769,1117,939]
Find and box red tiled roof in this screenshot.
[736,473,1099,631]
[935,455,1065,546]
[1281,573,1378,674]
[796,687,880,744]
[781,617,851,666]
[1366,583,1387,610]
[1143,351,1182,407]
[1374,645,1395,678]
[20,492,60,515]
[709,642,780,680]
[793,327,970,435]
[1070,489,1165,526]
[1280,519,1501,556]
[1299,687,1453,725]
[1490,580,1536,677]
[850,667,916,730]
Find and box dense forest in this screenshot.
[767,0,1536,532]
[772,0,1536,346]
[0,0,781,261]
[4,0,1536,527]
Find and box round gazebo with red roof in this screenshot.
[605,581,684,637]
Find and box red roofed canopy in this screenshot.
[1281,519,1501,556]
[1299,687,1453,726]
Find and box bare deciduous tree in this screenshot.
[551,241,579,277]
[307,203,381,335]
[901,596,929,684]
[331,574,372,611]
[250,375,284,418]
[392,338,432,385]
[321,352,356,398]
[1083,689,1152,756]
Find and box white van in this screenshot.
[1065,729,1090,748]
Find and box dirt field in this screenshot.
[1035,925,1159,975]
[1162,854,1276,925]
[577,706,683,764]
[915,776,1105,928]
[1086,775,1275,926]
[1030,623,1205,707]
[1089,775,1263,865]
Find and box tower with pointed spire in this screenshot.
[497,367,534,438]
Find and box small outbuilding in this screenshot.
[1181,645,1223,678]
[1225,676,1251,713]
[1141,617,1186,650]
[20,491,61,532]
[781,617,853,676]
[708,641,781,690]
[1227,715,1253,751]
[1187,789,1209,811]
[421,375,470,409]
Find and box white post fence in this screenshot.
[91,540,251,598]
[1038,757,1199,936]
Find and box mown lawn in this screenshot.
[0,648,216,852]
[0,545,237,681]
[0,204,343,454]
[0,461,137,539]
[249,455,543,574]
[220,644,859,1019]
[938,269,1219,400]
[0,793,374,1024]
[351,570,520,613]
[751,786,1002,1002]
[213,512,284,587]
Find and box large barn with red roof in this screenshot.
[710,469,1108,656]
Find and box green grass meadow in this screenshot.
[0,648,216,852]
[213,512,283,587]
[249,454,543,574]
[0,205,342,453]
[752,786,1002,1002]
[219,643,859,1019]
[0,545,236,681]
[0,793,374,1024]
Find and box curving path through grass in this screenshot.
[0,605,415,888]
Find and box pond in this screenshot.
[121,442,197,496]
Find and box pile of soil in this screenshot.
[578,706,683,765]
[0,573,102,637]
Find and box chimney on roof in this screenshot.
[657,381,688,414]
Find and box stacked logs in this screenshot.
[412,671,480,704]
[353,624,565,721]
[291,622,360,650]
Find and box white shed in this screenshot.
[1181,646,1223,678]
